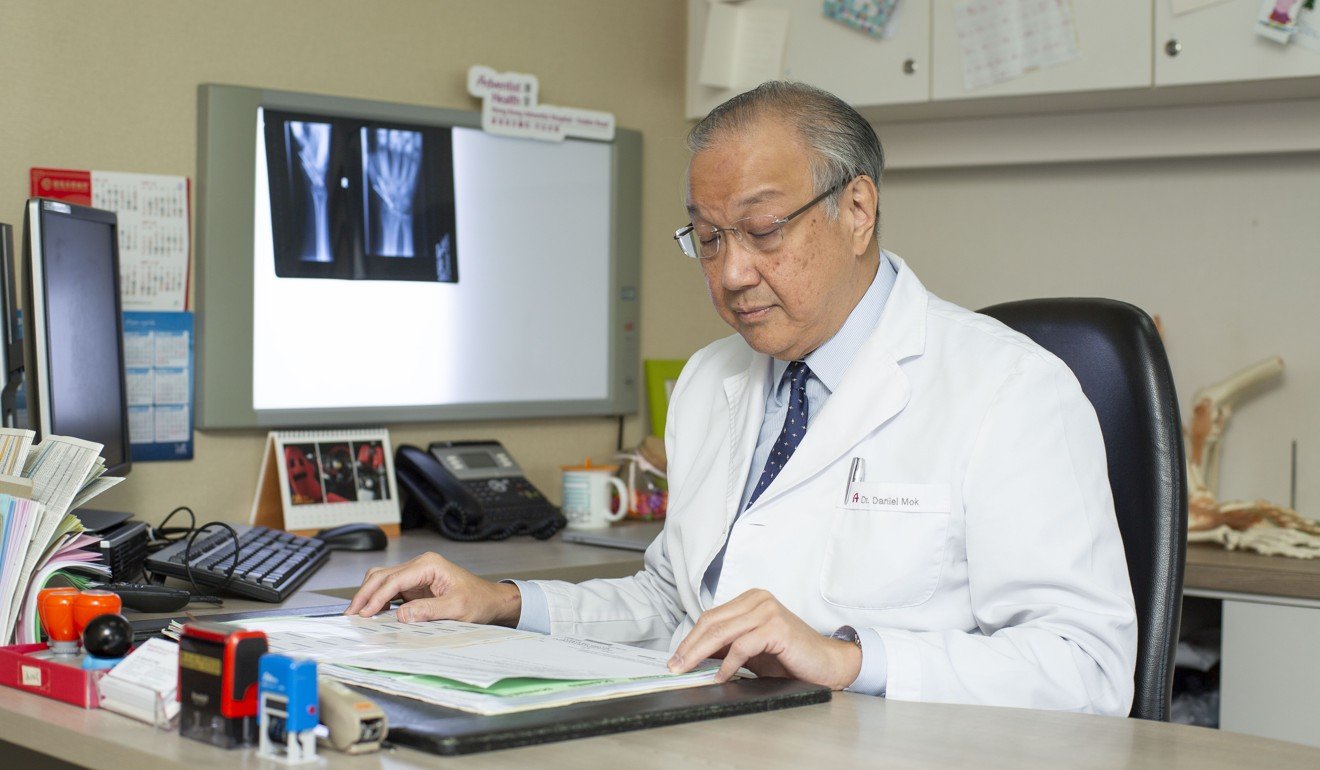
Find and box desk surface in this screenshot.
[1184,542,1320,602]
[4,678,1319,768]
[5,529,1320,767]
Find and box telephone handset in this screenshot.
[394,441,566,541]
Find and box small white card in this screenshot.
[843,482,951,513]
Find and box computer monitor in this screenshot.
[0,222,22,428]
[21,199,132,476]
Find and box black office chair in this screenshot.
[979,298,1188,721]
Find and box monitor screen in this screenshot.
[22,200,132,475]
[196,85,641,428]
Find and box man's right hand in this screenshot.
[343,552,522,626]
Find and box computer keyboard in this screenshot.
[144,525,330,603]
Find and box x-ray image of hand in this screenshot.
[289,121,333,263]
[365,128,422,257]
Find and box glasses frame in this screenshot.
[674,178,850,260]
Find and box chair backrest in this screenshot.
[979,298,1187,721]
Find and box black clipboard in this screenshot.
[368,676,831,756]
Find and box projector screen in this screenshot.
[196,85,640,428]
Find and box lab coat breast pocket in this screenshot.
[820,505,951,610]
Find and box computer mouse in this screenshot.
[314,522,388,551]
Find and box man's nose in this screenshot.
[716,232,760,290]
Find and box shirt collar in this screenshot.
[770,251,899,399]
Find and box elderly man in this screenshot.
[347,82,1137,715]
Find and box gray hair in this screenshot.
[687,81,883,227]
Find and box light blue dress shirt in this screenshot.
[513,254,899,696]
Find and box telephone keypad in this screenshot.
[462,476,553,514]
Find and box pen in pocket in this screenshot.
[845,457,865,503]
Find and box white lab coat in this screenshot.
[534,254,1137,715]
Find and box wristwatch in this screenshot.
[831,625,863,649]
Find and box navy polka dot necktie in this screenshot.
[746,360,811,509]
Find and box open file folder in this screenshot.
[154,606,830,754]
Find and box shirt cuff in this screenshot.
[504,579,551,634]
[845,626,888,696]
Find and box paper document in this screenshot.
[0,434,121,644]
[236,615,721,715]
[954,0,1081,91]
[23,435,105,519]
[90,171,190,312]
[1169,0,1233,14]
[98,638,181,724]
[698,3,790,89]
[0,429,35,477]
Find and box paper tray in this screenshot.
[368,676,831,756]
[0,643,104,709]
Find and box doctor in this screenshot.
[347,81,1137,715]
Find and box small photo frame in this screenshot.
[644,359,687,438]
[252,428,401,535]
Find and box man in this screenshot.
[347,82,1137,715]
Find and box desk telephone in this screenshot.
[395,441,566,541]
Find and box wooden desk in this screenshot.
[4,679,1319,769]
[5,533,1320,766]
[1185,543,1320,602]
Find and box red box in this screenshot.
[0,643,104,709]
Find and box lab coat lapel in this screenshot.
[719,352,770,523]
[748,256,929,510]
[688,353,769,602]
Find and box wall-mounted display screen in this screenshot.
[196,85,641,428]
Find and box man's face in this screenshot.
[686,119,875,361]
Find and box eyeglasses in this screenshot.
[674,179,848,260]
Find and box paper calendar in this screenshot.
[251,429,401,536]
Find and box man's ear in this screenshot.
[846,175,879,255]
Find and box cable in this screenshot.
[146,506,197,552]
[182,522,241,598]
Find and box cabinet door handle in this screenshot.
[1165,39,1182,57]
[902,58,918,75]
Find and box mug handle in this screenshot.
[606,477,629,522]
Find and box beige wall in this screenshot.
[4,2,1312,529]
[0,1,727,523]
[881,151,1320,513]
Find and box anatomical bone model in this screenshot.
[1185,356,1320,558]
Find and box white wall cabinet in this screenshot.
[1155,0,1320,86]
[687,1,1320,120]
[686,0,930,119]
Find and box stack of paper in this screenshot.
[0,429,123,644]
[236,615,721,716]
[98,638,181,724]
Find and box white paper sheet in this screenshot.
[90,171,190,312]
[954,0,1082,91]
[699,3,790,89]
[1296,7,1320,52]
[1169,0,1234,15]
[240,614,690,688]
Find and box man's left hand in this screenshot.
[667,589,861,691]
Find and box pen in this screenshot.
[845,457,865,502]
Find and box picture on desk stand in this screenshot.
[319,442,359,503]
[255,429,402,535]
[283,443,327,505]
[263,108,458,283]
[353,440,390,501]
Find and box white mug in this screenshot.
[561,465,627,530]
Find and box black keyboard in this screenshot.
[144,525,330,602]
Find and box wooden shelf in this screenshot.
[1185,543,1320,603]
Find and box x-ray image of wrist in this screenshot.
[365,128,422,257]
[288,121,333,262]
